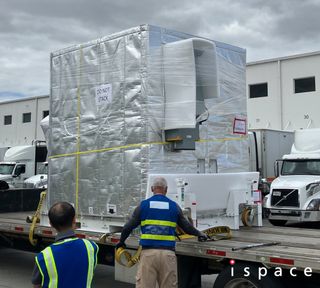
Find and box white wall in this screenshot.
[247,62,281,129]
[247,52,320,131]
[281,54,320,130]
[0,96,49,147]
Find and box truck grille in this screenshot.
[271,189,299,207]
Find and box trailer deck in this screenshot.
[1,212,320,273]
[123,226,320,273]
[0,212,31,222]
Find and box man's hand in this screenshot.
[198,233,209,242]
[115,242,126,250]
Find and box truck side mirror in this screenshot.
[274,160,281,177]
[13,165,26,177]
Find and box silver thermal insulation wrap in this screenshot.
[48,25,247,220]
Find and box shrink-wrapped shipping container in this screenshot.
[47,25,247,230]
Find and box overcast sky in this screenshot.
[1,0,320,101]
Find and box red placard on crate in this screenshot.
[233,118,247,135]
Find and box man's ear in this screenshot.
[151,186,154,192]
[72,216,76,229]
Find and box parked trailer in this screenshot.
[248,129,294,195]
[249,129,294,182]
[0,210,320,287]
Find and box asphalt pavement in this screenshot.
[0,247,133,288]
[0,247,215,287]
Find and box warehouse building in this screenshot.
[0,95,49,147]
[247,50,320,130]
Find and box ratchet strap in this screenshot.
[241,207,254,227]
[29,191,47,246]
[178,225,232,241]
[202,226,232,240]
[115,246,142,267]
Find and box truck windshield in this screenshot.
[282,160,320,176]
[0,164,15,175]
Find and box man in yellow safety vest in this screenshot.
[32,202,99,288]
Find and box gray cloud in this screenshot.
[1,0,320,98]
[275,3,320,41]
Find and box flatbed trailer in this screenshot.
[1,211,320,287]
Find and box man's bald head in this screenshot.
[48,202,75,231]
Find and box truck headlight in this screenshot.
[35,182,47,189]
[306,199,320,211]
[306,183,320,198]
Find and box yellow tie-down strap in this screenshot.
[29,191,47,246]
[48,137,247,159]
[178,226,232,241]
[48,136,246,218]
[115,246,142,268]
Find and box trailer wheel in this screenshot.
[268,219,287,226]
[213,263,284,288]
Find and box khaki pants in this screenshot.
[136,249,177,288]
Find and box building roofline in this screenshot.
[247,50,320,66]
[0,94,49,105]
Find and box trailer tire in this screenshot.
[213,263,284,288]
[268,219,287,226]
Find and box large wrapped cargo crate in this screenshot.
[47,25,247,230]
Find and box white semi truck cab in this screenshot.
[0,141,47,188]
[265,129,320,225]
